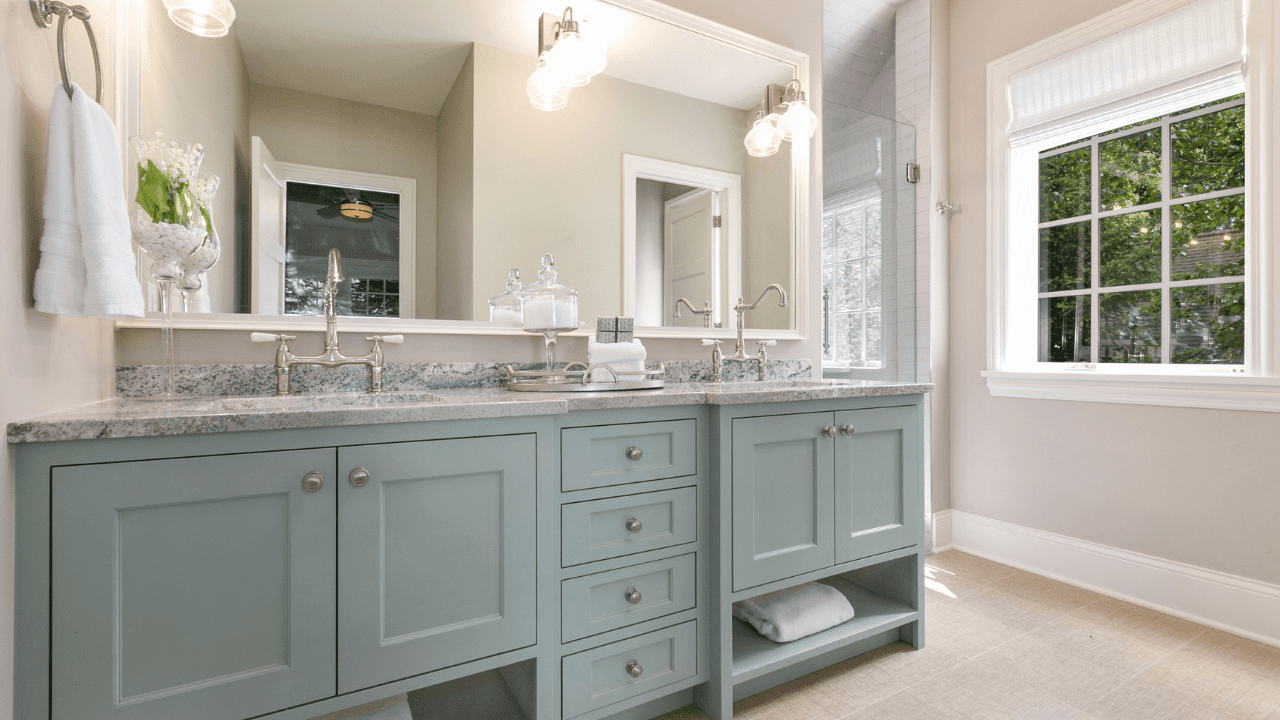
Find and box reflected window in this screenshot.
[823,188,882,369]
[283,181,401,317]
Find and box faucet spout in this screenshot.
[326,248,344,291]
[738,283,788,312]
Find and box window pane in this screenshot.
[1099,128,1161,211]
[1099,290,1162,363]
[386,280,399,294]
[1039,221,1091,292]
[1171,194,1245,281]
[1101,209,1161,287]
[1171,283,1243,365]
[1172,105,1244,197]
[865,311,882,367]
[866,203,882,255]
[865,257,882,310]
[835,262,863,311]
[1038,295,1091,362]
[839,313,862,366]
[822,217,835,265]
[1040,146,1091,222]
[835,208,863,261]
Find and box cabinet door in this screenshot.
[338,435,537,692]
[834,406,921,562]
[732,412,836,591]
[51,448,337,720]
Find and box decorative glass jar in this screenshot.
[488,268,524,324]
[520,253,578,332]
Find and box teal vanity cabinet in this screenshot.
[50,448,339,720]
[16,418,545,720]
[730,404,921,591]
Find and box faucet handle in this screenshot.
[366,335,405,344]
[251,332,296,343]
[700,339,722,347]
[757,340,777,348]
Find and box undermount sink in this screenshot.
[211,390,444,411]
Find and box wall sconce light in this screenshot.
[745,80,818,157]
[527,6,607,111]
[162,0,236,38]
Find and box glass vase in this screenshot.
[129,133,206,400]
[178,175,221,312]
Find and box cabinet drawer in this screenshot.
[562,554,697,642]
[562,420,696,491]
[561,621,697,719]
[562,487,697,566]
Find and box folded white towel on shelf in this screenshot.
[306,694,412,720]
[732,581,856,643]
[587,337,648,382]
[33,82,144,318]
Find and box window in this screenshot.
[984,0,1279,411]
[1037,97,1245,365]
[823,189,883,369]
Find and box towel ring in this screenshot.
[30,0,102,104]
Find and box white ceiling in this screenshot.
[233,0,795,116]
[822,0,904,110]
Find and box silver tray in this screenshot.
[505,362,665,392]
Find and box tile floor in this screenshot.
[656,551,1280,719]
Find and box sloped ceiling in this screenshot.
[823,0,905,110]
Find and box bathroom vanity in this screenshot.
[10,380,928,720]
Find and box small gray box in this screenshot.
[596,317,617,332]
[596,330,617,343]
[616,331,633,343]
[616,317,634,332]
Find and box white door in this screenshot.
[664,189,718,327]
[251,137,287,314]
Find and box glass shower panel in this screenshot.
[821,103,917,381]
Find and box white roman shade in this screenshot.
[1008,0,1244,147]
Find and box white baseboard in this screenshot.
[931,509,954,552]
[947,510,1280,649]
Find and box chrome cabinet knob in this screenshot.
[302,471,324,493]
[840,424,855,436]
[625,446,643,461]
[626,660,643,678]
[625,517,643,533]
[625,587,642,605]
[821,426,838,438]
[349,467,370,487]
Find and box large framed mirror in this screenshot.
[118,0,809,338]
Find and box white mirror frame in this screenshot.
[112,0,809,339]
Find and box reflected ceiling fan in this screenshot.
[307,186,399,223]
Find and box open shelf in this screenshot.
[731,577,917,683]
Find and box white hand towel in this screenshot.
[732,581,855,643]
[587,337,647,382]
[34,83,145,318]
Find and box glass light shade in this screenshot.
[744,115,782,157]
[162,0,236,38]
[527,56,571,111]
[579,20,607,77]
[777,99,819,141]
[546,31,593,87]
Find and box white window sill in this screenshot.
[982,370,1280,412]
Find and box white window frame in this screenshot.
[984,0,1280,412]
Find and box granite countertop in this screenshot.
[7,380,933,444]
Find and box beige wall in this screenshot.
[948,0,1280,584]
[141,1,249,314]
[742,142,793,329]
[116,0,824,367]
[2,1,122,715]
[435,47,475,321]
[248,84,439,318]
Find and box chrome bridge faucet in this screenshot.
[250,249,403,395]
[700,283,787,382]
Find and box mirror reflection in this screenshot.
[140,0,797,329]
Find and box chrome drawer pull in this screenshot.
[821,425,837,438]
[625,517,643,533]
[302,471,324,493]
[625,446,643,461]
[626,660,643,678]
[349,466,370,487]
[624,587,642,605]
[840,424,855,435]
